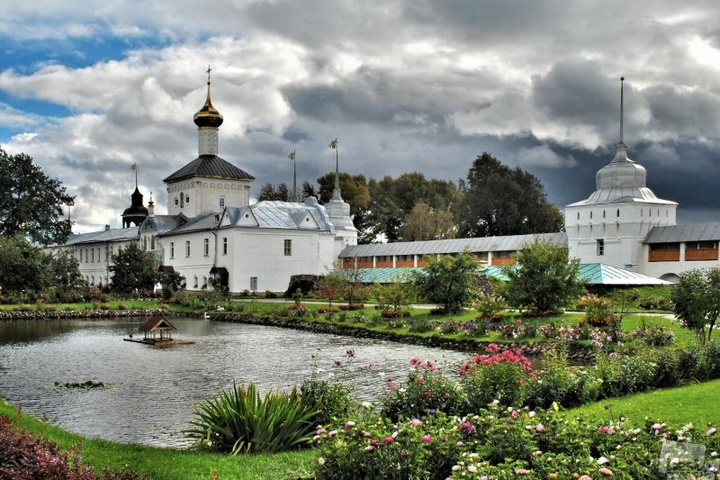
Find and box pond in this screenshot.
[0,317,472,447]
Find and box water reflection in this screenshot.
[0,317,471,447]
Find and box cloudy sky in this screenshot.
[2,1,720,233]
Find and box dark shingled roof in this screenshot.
[163,155,255,183]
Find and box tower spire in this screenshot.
[619,76,625,145]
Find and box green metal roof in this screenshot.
[351,263,669,286]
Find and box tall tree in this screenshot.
[256,182,291,202]
[368,172,460,242]
[47,250,86,290]
[458,152,563,238]
[108,242,159,294]
[0,235,53,293]
[500,236,585,314]
[0,147,75,245]
[400,202,457,241]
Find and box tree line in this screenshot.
[258,152,564,244]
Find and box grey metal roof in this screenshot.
[139,215,184,234]
[339,232,568,258]
[163,155,255,183]
[566,187,677,207]
[158,200,335,237]
[65,226,140,246]
[644,222,720,244]
[160,211,222,236]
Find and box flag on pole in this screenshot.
[329,138,338,149]
[288,150,296,160]
[131,162,137,171]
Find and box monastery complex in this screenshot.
[58,76,720,292]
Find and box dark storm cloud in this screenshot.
[2,1,720,231]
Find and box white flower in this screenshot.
[597,456,610,465]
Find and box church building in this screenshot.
[58,71,357,293]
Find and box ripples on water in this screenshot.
[0,317,472,447]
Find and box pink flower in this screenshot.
[383,437,394,444]
[343,421,356,430]
[579,476,592,480]
[370,439,380,445]
[424,390,432,397]
[316,428,327,435]
[410,419,421,427]
[708,427,717,436]
[421,435,433,443]
[365,445,375,452]
[599,467,614,476]
[516,469,531,475]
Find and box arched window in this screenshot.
[193,275,199,288]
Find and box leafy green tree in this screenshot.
[399,201,457,241]
[458,152,563,237]
[367,172,460,242]
[47,250,86,290]
[315,271,347,307]
[159,269,186,300]
[671,267,720,345]
[0,235,53,293]
[500,236,585,314]
[412,250,480,313]
[0,147,75,246]
[108,242,158,294]
[257,182,291,202]
[373,275,416,313]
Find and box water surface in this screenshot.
[0,317,470,447]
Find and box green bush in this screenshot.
[185,382,316,454]
[314,411,462,480]
[473,293,507,321]
[525,349,583,409]
[407,315,434,333]
[380,358,467,421]
[314,405,720,479]
[300,378,356,428]
[460,344,533,410]
[634,318,675,346]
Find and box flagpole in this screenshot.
[329,138,340,199]
[288,150,297,202]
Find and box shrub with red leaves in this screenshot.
[0,413,147,480]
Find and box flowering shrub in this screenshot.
[473,293,507,321]
[380,358,467,421]
[460,320,487,337]
[313,405,720,479]
[407,315,434,332]
[287,303,307,317]
[460,343,534,410]
[579,294,617,327]
[314,411,462,480]
[634,318,675,346]
[440,321,460,334]
[498,318,536,339]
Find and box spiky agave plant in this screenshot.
[185,382,317,454]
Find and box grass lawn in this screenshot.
[4,376,719,479]
[0,398,316,480]
[568,377,720,429]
